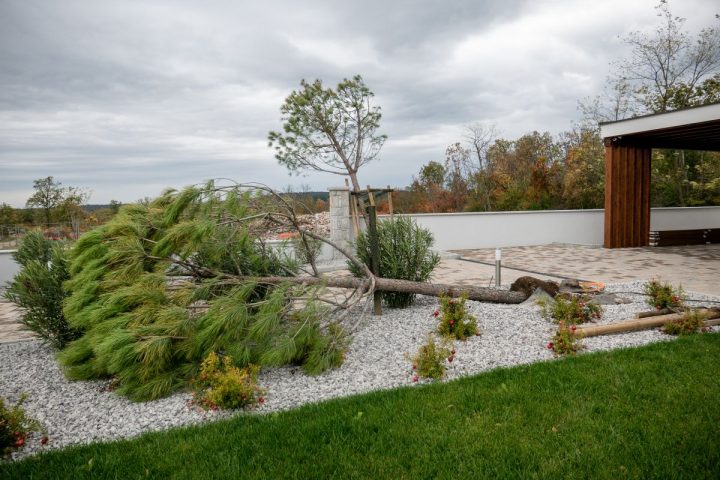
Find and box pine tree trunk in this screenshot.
[243,275,528,304]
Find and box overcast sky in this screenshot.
[0,0,717,206]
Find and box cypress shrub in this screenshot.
[4,232,80,349]
[349,216,440,308]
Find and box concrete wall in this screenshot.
[1,207,717,279]
[378,206,720,251]
[650,206,720,231]
[0,251,20,287]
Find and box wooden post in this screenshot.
[367,186,382,315]
[603,142,651,248]
[387,184,394,217]
[576,309,720,337]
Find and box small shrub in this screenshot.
[409,334,454,380]
[436,293,478,340]
[291,234,323,266]
[547,322,584,356]
[349,216,440,308]
[539,294,601,325]
[1,394,45,457]
[4,232,80,349]
[662,309,709,336]
[644,279,684,310]
[192,352,266,410]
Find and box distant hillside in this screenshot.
[284,192,329,202]
[84,204,116,212]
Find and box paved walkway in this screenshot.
[2,243,718,344]
[451,243,720,296]
[0,297,33,344]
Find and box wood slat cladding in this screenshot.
[604,145,651,248]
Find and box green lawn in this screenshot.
[3,334,720,479]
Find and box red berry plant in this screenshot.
[436,292,479,340]
[191,352,266,411]
[643,279,684,310]
[547,321,584,356]
[1,394,46,457]
[408,334,454,380]
[662,309,710,336]
[539,294,601,325]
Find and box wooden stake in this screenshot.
[367,187,382,315]
[387,184,394,217]
[635,308,672,318]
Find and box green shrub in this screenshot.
[662,309,708,336]
[409,334,453,380]
[348,216,440,308]
[539,294,602,325]
[436,293,478,340]
[644,279,684,310]
[547,322,584,356]
[1,394,45,457]
[3,232,80,349]
[291,234,323,266]
[191,352,266,410]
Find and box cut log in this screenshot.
[577,309,720,337]
[243,275,528,304]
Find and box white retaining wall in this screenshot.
[1,207,717,283]
[379,206,720,251]
[0,251,20,287]
[649,206,720,231]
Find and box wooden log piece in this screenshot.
[577,309,720,338]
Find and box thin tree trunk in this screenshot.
[242,274,528,304]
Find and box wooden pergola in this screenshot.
[600,102,720,248]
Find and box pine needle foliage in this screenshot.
[349,216,440,308]
[59,184,349,401]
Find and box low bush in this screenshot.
[435,293,478,340]
[539,294,601,325]
[349,216,440,308]
[3,232,80,349]
[547,322,584,356]
[191,352,265,411]
[1,394,46,457]
[409,334,454,380]
[644,279,684,310]
[290,234,323,266]
[662,310,709,336]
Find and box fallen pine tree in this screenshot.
[55,181,528,401]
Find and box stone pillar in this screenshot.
[328,187,352,260]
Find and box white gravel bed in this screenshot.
[1,280,718,461]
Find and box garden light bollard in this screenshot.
[495,248,501,287]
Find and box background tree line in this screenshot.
[397,125,607,213]
[397,1,720,214]
[0,176,122,240]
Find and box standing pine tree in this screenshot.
[268,75,387,193]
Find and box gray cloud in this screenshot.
[1,0,717,206]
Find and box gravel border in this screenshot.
[1,280,718,461]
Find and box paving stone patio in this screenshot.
[450,243,720,296]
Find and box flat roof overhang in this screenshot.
[600,102,720,151]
